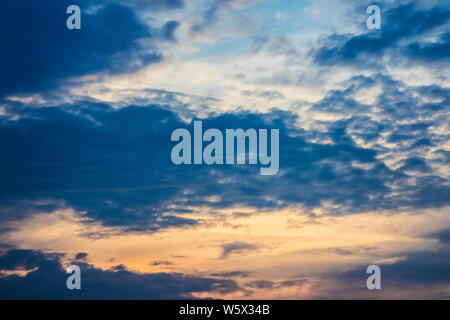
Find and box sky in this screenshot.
[0,0,449,299]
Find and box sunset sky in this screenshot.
[0,0,449,299]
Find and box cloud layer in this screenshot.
[0,0,448,299]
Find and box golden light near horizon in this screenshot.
[2,204,448,298]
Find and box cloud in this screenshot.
[151,260,173,266]
[315,228,450,299]
[210,271,252,278]
[403,31,450,61]
[122,0,184,10]
[75,252,88,260]
[0,0,169,96]
[0,103,198,231]
[427,229,450,244]
[0,0,448,300]
[0,249,240,299]
[0,249,62,271]
[246,280,274,289]
[189,0,255,34]
[399,157,431,173]
[332,247,450,299]
[312,2,450,67]
[0,84,448,232]
[219,242,260,259]
[242,89,285,101]
[327,248,353,256]
[161,20,181,42]
[246,279,309,290]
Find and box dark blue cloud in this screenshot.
[0,95,448,231]
[0,249,62,271]
[399,157,430,172]
[0,103,198,230]
[0,0,168,96]
[404,31,450,61]
[427,229,450,244]
[75,252,88,260]
[337,247,450,294]
[380,249,450,285]
[317,233,450,299]
[161,20,181,42]
[0,249,239,299]
[312,2,450,67]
